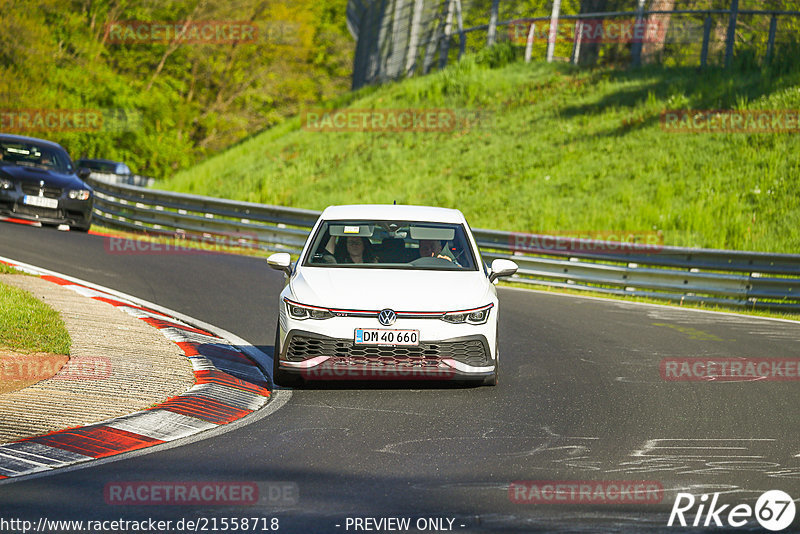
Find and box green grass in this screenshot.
[0,281,71,354]
[0,264,24,275]
[160,48,800,253]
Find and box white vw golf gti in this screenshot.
[267,205,518,386]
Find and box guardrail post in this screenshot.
[700,15,712,68]
[487,0,500,46]
[405,0,424,76]
[422,6,443,73]
[765,14,778,65]
[725,0,739,68]
[630,0,647,67]
[571,19,583,65]
[525,22,536,63]
[455,0,465,60]
[438,0,455,69]
[386,0,409,80]
[546,0,562,63]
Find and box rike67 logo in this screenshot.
[668,490,796,531]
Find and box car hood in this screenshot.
[290,267,493,311]
[0,164,87,189]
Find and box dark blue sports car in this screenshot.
[0,134,93,231]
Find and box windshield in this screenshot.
[0,140,73,173]
[303,220,478,271]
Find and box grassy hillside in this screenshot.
[161,46,800,253]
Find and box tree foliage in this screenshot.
[0,0,353,177]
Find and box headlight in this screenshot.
[68,189,91,200]
[284,298,334,320]
[442,304,493,325]
[0,178,12,190]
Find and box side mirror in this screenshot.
[267,252,292,276]
[77,167,92,180]
[489,258,518,283]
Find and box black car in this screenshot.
[75,158,132,177]
[0,134,94,231]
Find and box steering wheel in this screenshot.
[409,256,457,267]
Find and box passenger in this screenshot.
[335,236,376,264]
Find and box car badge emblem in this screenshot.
[378,309,397,326]
[39,180,45,197]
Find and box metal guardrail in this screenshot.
[87,176,800,312]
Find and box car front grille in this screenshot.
[285,334,490,367]
[14,204,61,219]
[21,185,62,199]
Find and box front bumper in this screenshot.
[277,329,495,381]
[0,191,93,228]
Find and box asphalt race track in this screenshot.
[1,222,799,533]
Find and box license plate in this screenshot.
[23,195,58,209]
[355,328,419,346]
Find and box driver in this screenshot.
[418,239,457,263]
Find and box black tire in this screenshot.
[71,224,91,233]
[482,342,499,386]
[482,367,498,386]
[272,322,302,387]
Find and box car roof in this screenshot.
[0,133,66,150]
[319,204,467,224]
